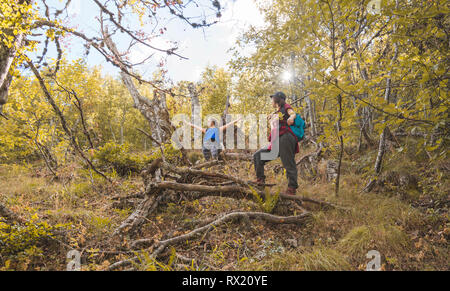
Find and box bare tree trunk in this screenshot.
[306,97,317,138]
[103,32,174,147]
[189,83,200,113]
[31,125,58,177]
[364,3,399,192]
[109,122,117,143]
[103,30,185,235]
[222,95,231,120]
[353,59,376,150]
[362,107,374,146]
[335,94,344,197]
[120,109,126,145]
[0,0,30,112]
[120,125,124,145]
[312,99,318,133]
[188,82,202,149]
[118,99,130,146]
[0,33,24,114]
[69,89,95,149]
[326,2,344,197]
[222,94,241,149]
[27,60,111,183]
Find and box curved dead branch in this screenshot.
[108,211,312,270]
[112,188,166,237]
[151,211,312,258]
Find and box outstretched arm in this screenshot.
[220,118,242,131]
[184,121,207,133]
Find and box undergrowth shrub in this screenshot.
[92,142,151,176]
[187,151,204,164]
[87,215,113,238]
[251,186,279,213]
[148,143,183,164]
[0,215,68,268]
[70,181,92,198]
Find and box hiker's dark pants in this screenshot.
[203,148,222,161]
[202,140,221,161]
[253,133,298,189]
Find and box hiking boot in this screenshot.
[284,188,297,196]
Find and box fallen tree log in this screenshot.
[148,181,253,199]
[163,162,250,186]
[108,158,348,269]
[296,147,322,167]
[163,162,276,187]
[113,160,347,237]
[147,181,348,211]
[296,146,323,180]
[112,188,167,236]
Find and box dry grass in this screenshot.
[0,163,135,270]
[0,148,448,270]
[242,246,353,271]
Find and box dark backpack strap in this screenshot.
[280,104,291,121]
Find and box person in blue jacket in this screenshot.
[186,118,241,160]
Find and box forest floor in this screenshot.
[0,145,448,271]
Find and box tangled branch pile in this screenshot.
[106,156,346,270]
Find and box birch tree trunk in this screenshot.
[103,32,174,146]
[357,77,375,148]
[306,96,317,138]
[188,82,202,150]
[103,30,183,234]
[0,0,30,112]
[364,2,399,192]
[0,33,24,114]
[335,94,344,197]
[373,40,399,173]
[222,95,231,122]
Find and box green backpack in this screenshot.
[290,114,306,142]
[282,104,306,142]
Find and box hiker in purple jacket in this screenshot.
[253,92,299,195]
